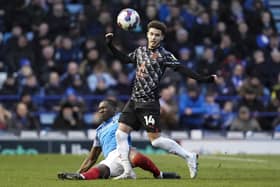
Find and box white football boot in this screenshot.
[186,152,198,179]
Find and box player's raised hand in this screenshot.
[105,33,114,43]
[211,74,218,83]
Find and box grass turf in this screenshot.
[0,154,279,187]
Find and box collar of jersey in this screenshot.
[99,112,120,127]
[146,45,162,52]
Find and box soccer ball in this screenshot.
[117,8,140,31]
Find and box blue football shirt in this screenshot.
[93,113,131,158]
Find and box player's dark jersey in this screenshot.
[128,46,179,102]
[106,40,214,103]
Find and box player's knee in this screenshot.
[151,136,162,147]
[148,132,161,142]
[98,165,110,179]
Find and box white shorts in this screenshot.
[99,149,124,177]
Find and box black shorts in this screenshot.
[119,100,161,132]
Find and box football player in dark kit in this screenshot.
[105,20,217,179]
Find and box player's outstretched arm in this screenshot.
[105,33,135,64]
[172,64,217,83]
[77,147,102,173]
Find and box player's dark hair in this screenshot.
[103,99,118,110]
[147,20,167,35]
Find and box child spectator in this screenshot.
[203,90,221,129]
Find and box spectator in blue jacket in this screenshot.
[179,85,206,129]
[203,90,221,129]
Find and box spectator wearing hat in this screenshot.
[16,58,33,85]
[230,106,261,132]
[53,102,85,130]
[59,87,86,115]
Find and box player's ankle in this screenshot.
[154,171,163,178]
[80,174,86,179]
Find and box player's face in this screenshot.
[147,28,164,49]
[97,101,115,122]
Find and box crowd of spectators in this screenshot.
[0,0,279,133]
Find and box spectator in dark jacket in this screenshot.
[53,102,85,130]
[9,102,40,135]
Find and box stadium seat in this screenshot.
[20,131,39,139]
[39,131,67,140]
[226,131,244,139]
[0,132,19,139]
[39,112,57,126]
[68,131,87,139]
[190,130,203,140]
[203,131,224,139]
[273,132,280,139]
[170,131,189,139]
[245,132,272,140]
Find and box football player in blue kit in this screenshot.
[58,99,180,180]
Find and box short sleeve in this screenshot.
[92,134,100,147]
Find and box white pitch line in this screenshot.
[203,156,267,163]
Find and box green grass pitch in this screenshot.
[0,154,279,187]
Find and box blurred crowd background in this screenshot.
[0,0,280,134]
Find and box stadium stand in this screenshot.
[0,0,279,139]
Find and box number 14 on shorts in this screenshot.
[144,115,155,126]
